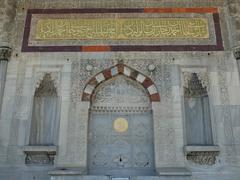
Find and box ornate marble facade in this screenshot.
[0,0,240,180]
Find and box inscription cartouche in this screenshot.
[36,18,209,40]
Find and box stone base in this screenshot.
[0,169,239,180]
[157,167,191,176]
[50,175,109,180]
[49,175,191,180]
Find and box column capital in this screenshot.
[0,46,12,61]
[233,46,240,60]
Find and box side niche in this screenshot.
[182,71,220,166]
[24,73,60,165]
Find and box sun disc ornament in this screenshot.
[86,64,93,71]
[113,118,129,133]
[148,64,156,72]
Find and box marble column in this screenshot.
[0,46,12,114]
[228,0,240,46]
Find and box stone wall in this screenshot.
[0,0,240,180]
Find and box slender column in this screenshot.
[228,0,240,46]
[0,46,12,114]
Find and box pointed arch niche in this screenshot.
[29,73,60,146]
[82,64,162,176]
[24,73,60,165]
[82,64,160,103]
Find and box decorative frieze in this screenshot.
[184,146,220,166]
[23,146,57,165]
[0,46,12,61]
[186,151,219,166]
[91,106,151,113]
[25,152,55,165]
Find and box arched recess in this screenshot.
[82,63,160,102]
[85,64,160,176]
[29,73,60,145]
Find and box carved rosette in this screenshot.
[233,46,240,60]
[0,46,12,61]
[186,151,219,166]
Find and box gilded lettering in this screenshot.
[35,18,209,40]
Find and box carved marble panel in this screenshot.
[25,152,55,165]
[92,75,150,109]
[23,146,57,165]
[71,58,174,103]
[186,151,219,166]
[182,70,209,94]
[88,74,155,176]
[88,112,155,176]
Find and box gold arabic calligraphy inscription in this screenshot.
[36,18,209,40]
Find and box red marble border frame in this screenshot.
[21,8,224,52]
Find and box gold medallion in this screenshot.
[113,118,129,133]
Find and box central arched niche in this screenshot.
[87,75,156,176]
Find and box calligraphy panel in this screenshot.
[22,8,224,52]
[35,18,209,40]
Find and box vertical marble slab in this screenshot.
[0,60,8,114]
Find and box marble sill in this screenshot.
[157,167,192,176]
[184,145,220,155]
[48,168,86,176]
[23,145,57,154]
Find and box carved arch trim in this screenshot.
[82,64,160,102]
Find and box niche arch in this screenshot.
[85,64,160,176]
[82,63,160,102]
